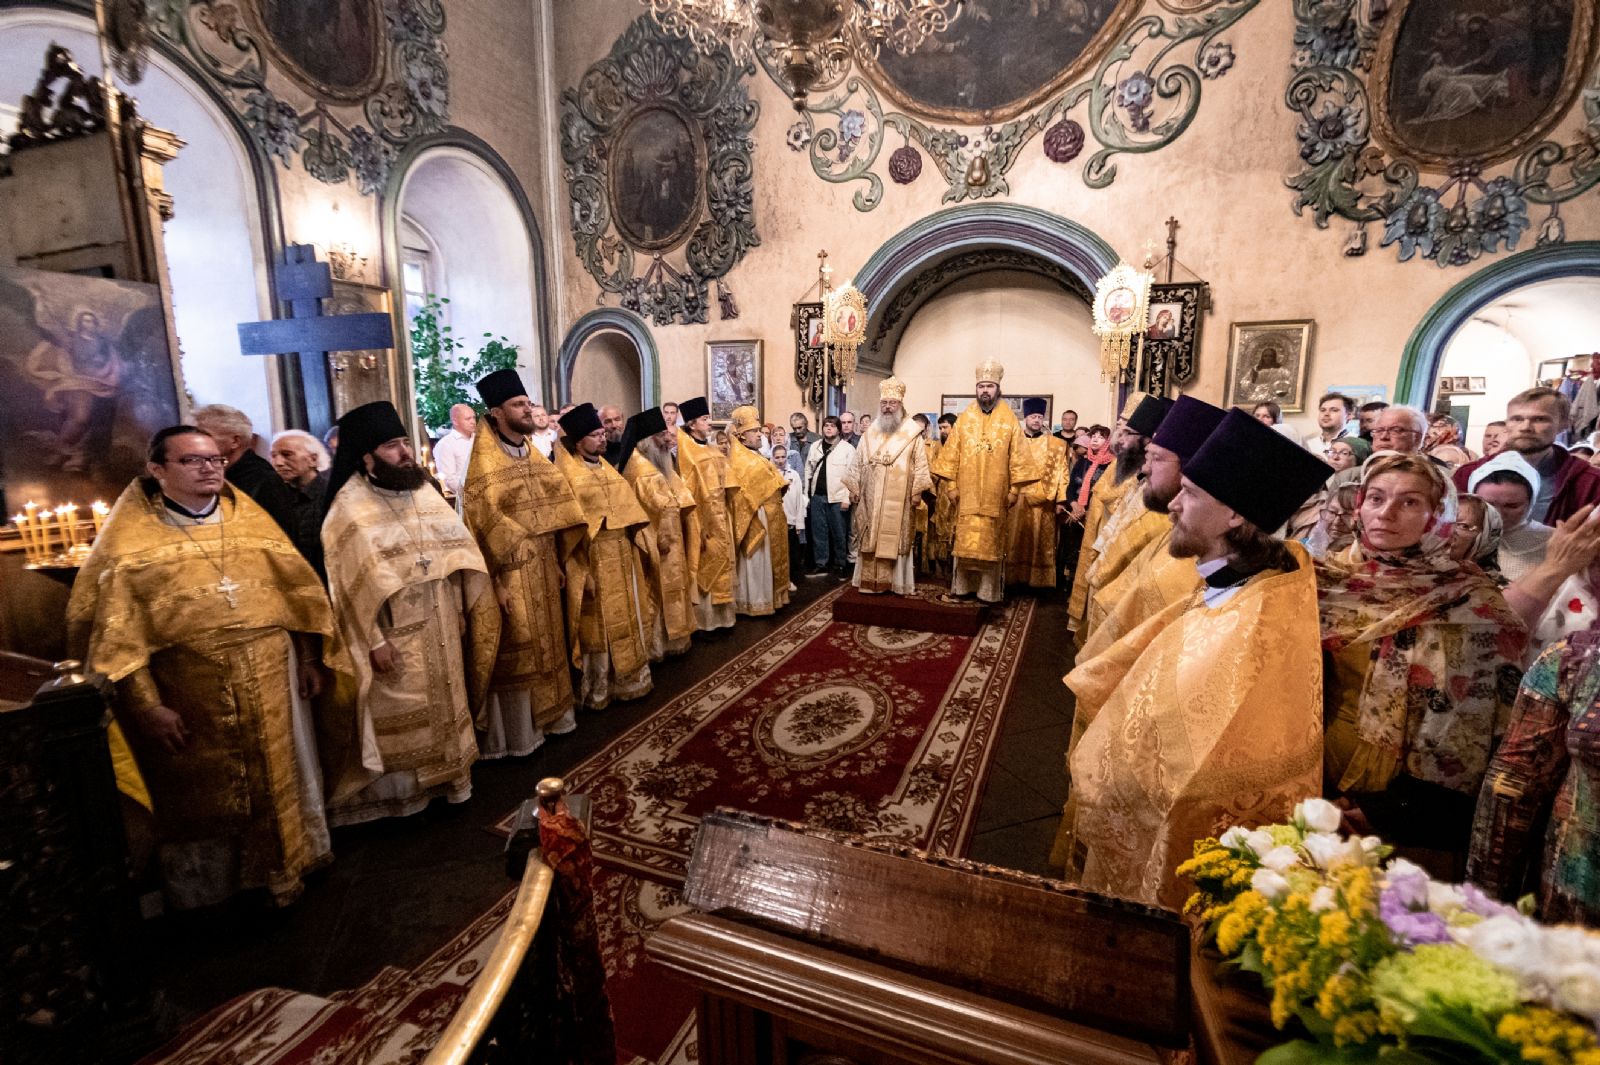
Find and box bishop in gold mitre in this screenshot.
[552,402,655,710]
[462,369,587,755]
[841,376,932,595]
[676,395,738,631]
[619,406,697,659]
[1005,396,1069,588]
[727,403,792,616]
[68,425,355,910]
[930,358,1027,603]
[1059,411,1332,908]
[320,401,500,826]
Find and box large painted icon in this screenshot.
[250,0,384,102]
[856,0,1137,122]
[0,268,183,513]
[706,340,762,422]
[609,105,704,251]
[1225,320,1315,414]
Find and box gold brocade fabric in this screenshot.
[677,429,737,606]
[553,446,652,676]
[1006,433,1068,588]
[727,438,785,559]
[1067,470,1135,621]
[623,452,697,644]
[928,400,1026,565]
[1081,501,1172,639]
[1079,526,1198,662]
[322,478,499,792]
[925,439,957,567]
[461,422,585,728]
[1061,544,1325,909]
[842,419,932,565]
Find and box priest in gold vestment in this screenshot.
[68,426,352,909]
[842,376,932,595]
[924,413,958,575]
[931,359,1026,604]
[463,369,587,755]
[620,406,697,659]
[676,395,738,632]
[1006,397,1068,588]
[321,402,500,826]
[1058,411,1334,908]
[553,403,655,709]
[728,404,791,615]
[1067,397,1146,624]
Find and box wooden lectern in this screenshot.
[648,810,1191,1065]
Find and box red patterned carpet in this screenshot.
[140,588,1035,1065]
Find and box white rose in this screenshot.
[1553,963,1600,1021]
[1309,885,1337,913]
[1360,835,1384,856]
[1219,826,1251,852]
[1296,797,1343,834]
[1331,838,1369,870]
[1386,857,1427,882]
[1251,868,1290,901]
[1302,832,1343,868]
[1427,881,1465,914]
[1243,829,1276,859]
[1543,927,1600,968]
[1260,845,1301,873]
[1461,915,1540,977]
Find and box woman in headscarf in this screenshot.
[1468,451,1553,581]
[1425,413,1474,467]
[1447,493,1503,574]
[1287,438,1371,541]
[1316,453,1527,874]
[1302,482,1362,559]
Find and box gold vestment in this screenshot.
[1080,525,1198,661]
[842,418,932,594]
[1067,470,1134,621]
[1006,432,1068,588]
[726,437,790,615]
[677,429,737,610]
[1077,492,1171,646]
[553,445,654,708]
[461,422,586,730]
[1060,544,1325,909]
[925,438,957,570]
[321,477,500,823]
[929,400,1026,566]
[67,481,351,905]
[623,451,697,653]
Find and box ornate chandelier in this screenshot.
[643,0,962,109]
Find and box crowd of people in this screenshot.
[67,363,1600,929]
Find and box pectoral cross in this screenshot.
[218,575,241,608]
[417,554,433,575]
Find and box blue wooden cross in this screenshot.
[237,243,394,433]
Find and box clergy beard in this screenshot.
[977,394,999,413]
[367,455,428,492]
[638,437,675,478]
[1143,479,1178,515]
[874,409,903,435]
[1168,519,1214,559]
[1113,438,1146,484]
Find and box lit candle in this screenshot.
[91,501,108,539]
[12,514,31,563]
[59,503,78,549]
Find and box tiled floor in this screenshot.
[145,576,1076,1036]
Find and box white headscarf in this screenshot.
[1466,449,1542,509]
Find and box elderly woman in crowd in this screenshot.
[1287,438,1371,541]
[1425,414,1474,467]
[1447,493,1503,574]
[1316,453,1526,873]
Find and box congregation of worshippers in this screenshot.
[76,358,1600,922]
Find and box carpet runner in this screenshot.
[139,587,1035,1065]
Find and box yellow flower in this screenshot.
[1496,1006,1600,1064]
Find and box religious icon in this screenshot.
[833,303,860,336]
[248,0,384,102]
[608,104,704,251]
[706,339,763,421]
[1104,286,1136,325]
[1225,320,1315,413]
[1146,302,1182,340]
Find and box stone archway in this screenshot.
[557,308,661,411]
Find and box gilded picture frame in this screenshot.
[1225,320,1315,414]
[706,339,762,422]
[243,0,388,104]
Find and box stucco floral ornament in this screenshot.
[1043,118,1085,163]
[1298,100,1366,165]
[888,143,922,184]
[1382,187,1443,263]
[1198,40,1236,80]
[837,109,867,162]
[1115,71,1156,134]
[786,120,812,152]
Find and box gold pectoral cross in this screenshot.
[218,575,241,609]
[418,554,433,575]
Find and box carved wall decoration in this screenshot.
[561,17,760,327]
[766,0,1258,212]
[146,0,450,195]
[1286,0,1600,267]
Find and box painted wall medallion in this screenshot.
[608,104,705,251]
[854,0,1140,123]
[246,0,384,103]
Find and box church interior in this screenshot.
[4,0,1600,1062]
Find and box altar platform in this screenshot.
[831,585,988,636]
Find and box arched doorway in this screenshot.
[556,308,660,414]
[0,7,278,433]
[384,134,547,426]
[1396,242,1600,445]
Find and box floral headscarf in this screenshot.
[1455,493,1503,570]
[1316,454,1527,795]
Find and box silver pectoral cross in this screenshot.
[218,575,241,608]
[418,554,433,575]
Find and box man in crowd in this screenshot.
[727,404,790,615]
[804,415,855,578]
[1482,420,1508,458]
[68,425,348,909]
[270,428,331,578]
[788,411,818,473]
[1006,397,1068,588]
[1054,409,1080,442]
[676,396,738,631]
[552,403,654,708]
[1370,404,1432,457]
[932,359,1025,604]
[528,403,558,459]
[842,377,931,595]
[599,404,627,467]
[1358,400,1389,441]
[1454,387,1600,525]
[432,403,477,497]
[462,369,587,755]
[925,413,958,575]
[839,410,859,446]
[320,401,498,825]
[1061,410,1333,907]
[1302,391,1355,455]
[194,403,303,553]
[619,407,697,659]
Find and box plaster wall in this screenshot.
[543,0,1600,439]
[569,331,643,417]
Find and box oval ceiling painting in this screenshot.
[855,0,1140,123]
[1374,0,1596,166]
[249,0,385,102]
[608,104,705,252]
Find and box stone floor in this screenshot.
[145,574,1077,1035]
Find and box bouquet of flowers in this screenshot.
[1179,798,1600,1064]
